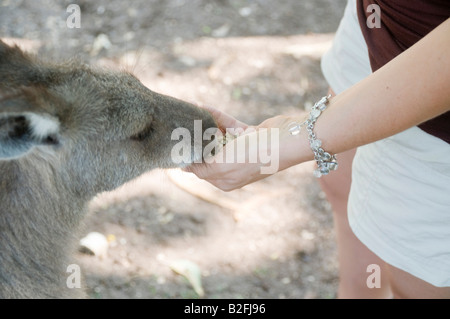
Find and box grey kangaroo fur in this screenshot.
[0,40,217,298]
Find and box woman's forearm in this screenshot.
[292,18,450,165]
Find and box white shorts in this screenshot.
[321,0,450,287]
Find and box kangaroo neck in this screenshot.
[0,158,88,297]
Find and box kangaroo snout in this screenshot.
[149,92,218,167]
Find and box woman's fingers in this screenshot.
[201,105,249,131]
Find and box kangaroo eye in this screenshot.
[130,123,154,141]
[41,134,58,145]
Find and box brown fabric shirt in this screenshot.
[356,0,450,143]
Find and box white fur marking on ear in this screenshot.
[27,113,60,139]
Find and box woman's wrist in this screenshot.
[279,94,339,177]
[278,115,315,171]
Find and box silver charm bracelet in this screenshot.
[288,94,338,178]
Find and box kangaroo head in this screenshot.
[0,40,217,195]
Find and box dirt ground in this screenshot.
[1,0,347,298]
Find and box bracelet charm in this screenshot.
[306,94,338,178]
[288,94,338,178]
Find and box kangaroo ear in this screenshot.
[0,39,32,68]
[0,93,61,160]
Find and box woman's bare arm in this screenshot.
[311,18,450,157]
[187,18,450,191]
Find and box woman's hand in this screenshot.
[201,105,249,133]
[184,107,311,191]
